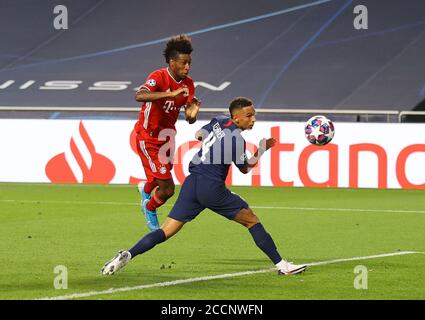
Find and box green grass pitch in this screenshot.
[0,183,424,300]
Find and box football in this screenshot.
[304,115,335,146]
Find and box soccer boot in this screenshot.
[277,261,307,275]
[101,250,131,275]
[142,199,160,231]
[138,182,159,230]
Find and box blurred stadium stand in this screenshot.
[1,0,424,121]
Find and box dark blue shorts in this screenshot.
[169,174,249,222]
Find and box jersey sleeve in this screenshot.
[232,135,248,171]
[138,70,163,92]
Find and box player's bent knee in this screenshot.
[161,217,184,239]
[161,188,175,200]
[162,182,176,198]
[155,179,175,200]
[166,185,175,198]
[234,208,260,228]
[246,215,260,228]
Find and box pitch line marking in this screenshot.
[37,251,423,300]
[2,199,425,214]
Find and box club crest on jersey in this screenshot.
[159,165,167,175]
[240,153,247,162]
[146,79,156,87]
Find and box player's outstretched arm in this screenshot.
[135,87,189,102]
[240,138,276,174]
[185,97,201,124]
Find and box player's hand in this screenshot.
[190,97,201,112]
[170,87,189,98]
[259,138,277,152]
[186,97,201,124]
[191,96,201,107]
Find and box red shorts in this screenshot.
[136,136,174,182]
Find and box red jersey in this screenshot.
[135,67,195,142]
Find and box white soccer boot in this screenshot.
[101,250,131,275]
[277,260,307,275]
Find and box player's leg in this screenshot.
[137,177,159,231]
[135,138,162,230]
[128,217,185,257]
[141,142,176,221]
[140,179,161,231]
[233,208,306,275]
[102,174,203,275]
[136,139,175,230]
[145,178,175,212]
[138,179,158,202]
[101,218,184,276]
[128,217,185,258]
[233,208,282,263]
[156,178,175,200]
[233,208,282,265]
[142,136,176,212]
[135,136,158,199]
[202,184,306,276]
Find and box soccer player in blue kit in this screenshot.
[102,97,307,276]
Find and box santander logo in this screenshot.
[45,121,115,183]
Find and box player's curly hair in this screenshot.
[229,97,254,117]
[163,34,193,63]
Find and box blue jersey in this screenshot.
[189,115,248,181]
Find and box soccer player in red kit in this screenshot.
[134,34,200,231]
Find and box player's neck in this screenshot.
[231,118,244,131]
[167,68,183,82]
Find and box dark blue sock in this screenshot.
[129,229,166,259]
[249,223,282,264]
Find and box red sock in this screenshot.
[146,188,165,211]
[144,181,157,194]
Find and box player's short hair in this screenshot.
[163,34,193,63]
[229,97,254,118]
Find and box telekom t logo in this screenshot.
[45,121,115,183]
[164,100,175,113]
